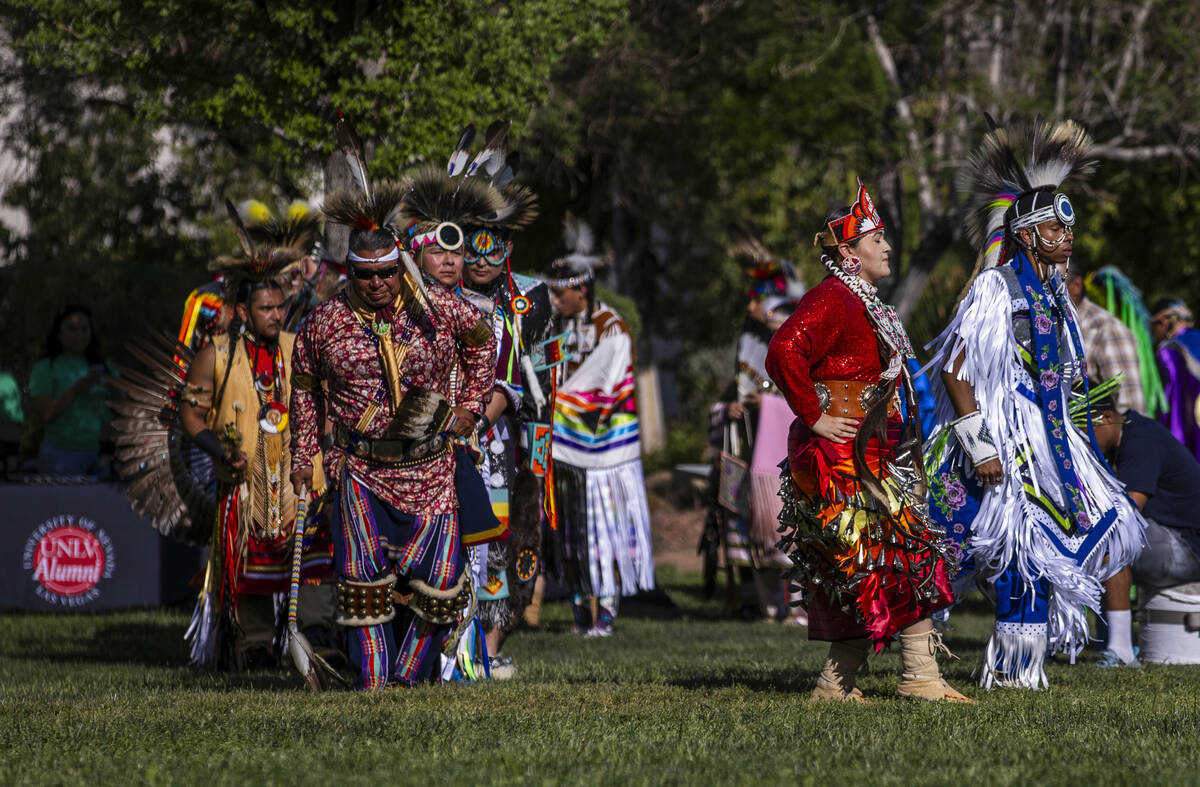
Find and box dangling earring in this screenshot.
[841,256,862,276]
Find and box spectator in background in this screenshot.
[28,304,111,476]
[1066,261,1145,414]
[1093,398,1200,667]
[714,259,806,624]
[0,371,24,477]
[1150,298,1200,458]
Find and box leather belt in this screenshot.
[813,379,898,419]
[334,425,448,467]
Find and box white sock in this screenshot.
[1106,609,1134,661]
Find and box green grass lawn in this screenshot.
[3,566,1199,786]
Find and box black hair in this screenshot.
[1092,395,1118,414]
[1151,297,1188,316]
[234,278,284,306]
[228,279,284,339]
[768,301,797,320]
[348,228,397,255]
[43,304,103,364]
[547,258,595,320]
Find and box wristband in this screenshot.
[950,411,998,467]
[193,429,227,462]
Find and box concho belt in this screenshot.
[334,425,448,467]
[813,379,898,419]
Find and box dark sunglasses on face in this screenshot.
[352,264,401,281]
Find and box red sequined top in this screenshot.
[766,276,884,427]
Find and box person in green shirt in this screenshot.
[28,304,112,476]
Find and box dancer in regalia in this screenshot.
[1151,298,1200,458]
[177,203,335,671]
[768,179,968,702]
[546,222,655,637]
[713,250,805,622]
[924,118,1145,689]
[456,126,546,675]
[290,140,498,689]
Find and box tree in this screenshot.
[864,0,1200,321]
[0,1,626,380]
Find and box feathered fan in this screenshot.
[107,332,217,545]
[238,199,323,254]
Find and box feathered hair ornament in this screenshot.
[321,181,407,235]
[210,199,307,283]
[729,220,805,303]
[958,114,1095,270]
[325,109,434,312]
[398,162,507,250]
[546,213,611,288]
[446,119,539,235]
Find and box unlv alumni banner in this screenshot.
[23,515,116,606]
[0,483,165,611]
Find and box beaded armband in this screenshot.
[951,410,999,468]
[183,384,213,408]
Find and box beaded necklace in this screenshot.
[820,254,912,380]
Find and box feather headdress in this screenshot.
[209,199,306,281]
[445,119,539,233]
[485,183,539,232]
[321,181,406,235]
[958,115,1095,270]
[239,199,323,254]
[398,162,507,236]
[326,110,433,311]
[546,213,611,288]
[730,220,805,303]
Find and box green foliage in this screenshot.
[642,417,712,474]
[5,0,1200,411]
[4,578,1200,785]
[5,0,625,179]
[596,285,641,339]
[0,0,627,385]
[0,87,212,380]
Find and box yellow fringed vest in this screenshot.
[209,332,298,538]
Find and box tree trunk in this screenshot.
[322,151,353,262]
[886,216,956,320]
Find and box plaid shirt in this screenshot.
[1074,296,1146,414]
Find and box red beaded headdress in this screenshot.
[815,177,885,247]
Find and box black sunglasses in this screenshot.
[352,264,401,281]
